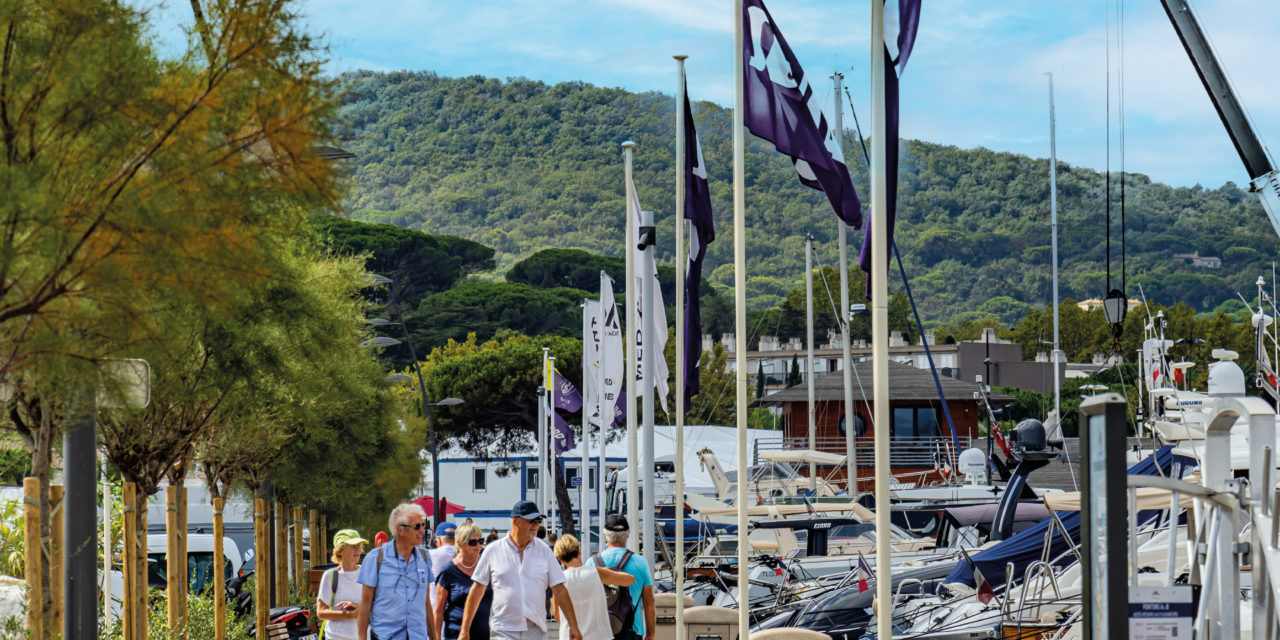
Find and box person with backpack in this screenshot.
[552,534,635,640]
[357,503,440,640]
[316,529,368,640]
[585,515,654,640]
[459,500,584,640]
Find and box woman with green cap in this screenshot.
[317,529,368,640]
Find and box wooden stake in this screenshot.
[292,506,304,587]
[136,499,149,640]
[179,485,189,630]
[213,497,226,640]
[254,499,269,640]
[22,478,42,640]
[275,502,287,603]
[166,486,180,632]
[50,484,64,636]
[318,514,327,562]
[308,509,319,573]
[122,482,137,640]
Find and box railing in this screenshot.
[753,435,972,469]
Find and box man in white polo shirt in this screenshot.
[458,500,583,640]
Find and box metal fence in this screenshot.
[752,435,973,468]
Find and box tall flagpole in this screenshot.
[673,53,689,640]
[870,3,892,639]
[549,355,558,530]
[623,140,640,549]
[833,72,857,493]
[542,347,552,521]
[597,273,608,547]
[805,233,817,493]
[581,338,591,554]
[1048,72,1062,439]
[732,2,750,637]
[640,205,657,567]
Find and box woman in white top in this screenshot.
[553,534,635,640]
[316,528,368,640]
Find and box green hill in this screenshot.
[337,70,1280,324]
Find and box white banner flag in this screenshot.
[628,177,671,413]
[584,272,624,427]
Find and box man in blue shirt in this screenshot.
[357,503,440,640]
[586,514,654,640]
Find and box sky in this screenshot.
[139,0,1280,188]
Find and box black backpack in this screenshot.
[592,550,636,639]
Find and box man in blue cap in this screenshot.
[428,521,457,611]
[459,500,583,640]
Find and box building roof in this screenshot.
[753,359,1010,406]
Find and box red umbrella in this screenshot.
[413,496,466,516]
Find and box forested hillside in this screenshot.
[337,70,1280,324]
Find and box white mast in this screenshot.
[549,354,557,528]
[870,3,892,639]
[833,71,857,493]
[732,2,750,637]
[541,347,551,519]
[639,205,657,567]
[596,273,608,546]
[805,233,817,492]
[1048,72,1062,439]
[673,53,689,640]
[622,141,640,549]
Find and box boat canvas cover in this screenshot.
[757,449,846,465]
[944,446,1188,589]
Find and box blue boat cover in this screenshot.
[944,445,1189,588]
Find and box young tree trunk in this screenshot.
[553,463,575,535]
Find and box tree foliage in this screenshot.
[339,71,1280,324]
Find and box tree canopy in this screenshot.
[338,71,1280,324]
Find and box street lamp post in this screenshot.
[366,286,465,529]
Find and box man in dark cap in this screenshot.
[586,514,654,640]
[459,500,582,640]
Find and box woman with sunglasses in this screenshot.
[433,522,492,639]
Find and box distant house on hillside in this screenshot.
[1172,251,1222,268]
[1076,298,1141,312]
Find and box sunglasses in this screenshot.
[398,522,425,531]
[466,538,484,547]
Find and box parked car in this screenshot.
[107,533,241,617]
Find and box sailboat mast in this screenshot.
[1048,72,1061,436]
[833,71,857,493]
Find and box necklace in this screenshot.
[458,556,477,569]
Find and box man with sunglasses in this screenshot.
[459,500,583,640]
[358,503,440,640]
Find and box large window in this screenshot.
[473,468,487,492]
[837,413,867,438]
[892,407,943,438]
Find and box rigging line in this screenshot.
[843,85,872,166]
[1119,0,1126,297]
[893,241,963,465]
[1105,0,1112,295]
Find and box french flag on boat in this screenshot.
[856,551,872,593]
[741,0,861,228]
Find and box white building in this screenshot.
[421,425,774,534]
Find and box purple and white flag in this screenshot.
[682,77,715,411]
[742,0,861,228]
[552,368,583,413]
[550,403,576,454]
[859,0,922,296]
[611,389,627,430]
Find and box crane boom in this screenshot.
[1161,0,1280,237]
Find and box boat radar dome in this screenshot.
[1009,419,1047,452]
[958,448,987,484]
[1208,349,1245,396]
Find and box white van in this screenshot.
[106,533,241,616]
